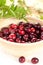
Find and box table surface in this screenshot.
[0,46,43,65]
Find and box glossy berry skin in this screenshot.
[31,27,35,33]
[31,38,37,43]
[1,27,9,35]
[0,31,3,37]
[19,56,25,63]
[23,34,29,41]
[16,38,21,43]
[19,25,24,30]
[8,39,14,42]
[31,57,39,64]
[19,30,25,35]
[10,24,17,29]
[9,34,16,40]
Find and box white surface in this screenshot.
[0,46,43,65]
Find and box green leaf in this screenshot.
[0,0,6,6]
[10,0,14,2]
[14,6,27,19]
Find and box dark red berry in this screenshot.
[3,37,7,40]
[19,22,24,25]
[21,40,25,43]
[19,25,24,30]
[9,34,16,40]
[41,35,43,40]
[10,24,17,29]
[9,27,15,33]
[31,57,39,64]
[16,38,21,43]
[1,27,9,35]
[0,31,3,37]
[19,56,25,63]
[19,30,25,35]
[31,27,35,32]
[31,38,37,43]
[41,27,43,31]
[23,34,29,41]
[28,28,31,32]
[8,39,14,42]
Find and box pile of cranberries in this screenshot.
[0,22,43,43]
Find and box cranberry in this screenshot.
[0,31,3,37]
[16,33,22,39]
[8,39,14,42]
[28,28,31,33]
[9,27,15,34]
[31,57,39,64]
[41,27,43,31]
[37,39,41,41]
[41,35,43,40]
[28,23,33,28]
[9,34,16,40]
[23,34,29,41]
[16,38,21,43]
[31,38,37,43]
[3,37,7,40]
[21,40,25,43]
[19,30,25,35]
[19,56,25,63]
[19,25,24,30]
[1,27,9,35]
[19,22,24,25]
[30,33,37,39]
[10,24,17,29]
[31,27,35,33]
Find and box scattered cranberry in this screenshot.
[31,57,39,64]
[9,34,16,40]
[19,56,25,63]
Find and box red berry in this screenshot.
[0,31,3,37]
[31,27,35,32]
[19,25,24,30]
[8,39,14,42]
[19,30,25,35]
[31,57,39,64]
[19,56,25,63]
[1,27,9,35]
[16,38,21,43]
[10,24,17,29]
[9,34,16,40]
[28,28,31,32]
[23,34,29,41]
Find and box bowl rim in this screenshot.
[0,38,43,46]
[0,17,43,46]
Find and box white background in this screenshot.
[0,0,43,65]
